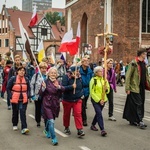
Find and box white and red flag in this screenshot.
[29,5,38,27]
[58,29,73,53]
[19,18,34,62]
[59,22,80,56]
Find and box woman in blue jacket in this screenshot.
[62,66,85,138]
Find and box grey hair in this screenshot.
[47,67,58,76]
[94,66,103,74]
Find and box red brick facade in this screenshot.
[65,0,150,63]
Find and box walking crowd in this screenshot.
[0,48,150,146]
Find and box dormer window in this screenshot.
[41,28,47,36]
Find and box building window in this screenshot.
[0,40,1,47]
[5,39,9,47]
[41,28,47,36]
[142,0,150,33]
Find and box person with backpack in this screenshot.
[30,62,47,127]
[106,58,117,121]
[123,48,150,129]
[42,67,64,146]
[89,66,110,136]
[7,66,30,134]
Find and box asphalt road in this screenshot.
[0,85,150,150]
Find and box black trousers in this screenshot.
[107,86,114,117]
[123,92,143,123]
[34,99,42,123]
[12,102,27,129]
[82,96,89,122]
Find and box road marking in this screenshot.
[54,128,68,138]
[79,146,91,150]
[28,114,35,119]
[105,106,150,121]
[117,94,150,102]
[28,114,68,138]
[2,99,7,103]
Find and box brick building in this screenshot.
[65,0,150,63]
[0,5,65,60]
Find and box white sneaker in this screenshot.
[13,126,18,131]
[108,116,116,121]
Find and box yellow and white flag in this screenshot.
[51,52,55,65]
[22,50,27,61]
[37,40,45,63]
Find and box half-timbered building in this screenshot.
[0,4,65,59]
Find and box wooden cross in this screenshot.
[95,24,118,101]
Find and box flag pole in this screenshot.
[73,54,78,94]
[24,33,45,83]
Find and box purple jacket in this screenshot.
[42,79,64,119]
[107,68,116,91]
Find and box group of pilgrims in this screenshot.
[0,47,149,146]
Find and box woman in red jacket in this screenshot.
[1,60,13,108]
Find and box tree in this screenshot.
[11,6,19,10]
[46,12,65,26]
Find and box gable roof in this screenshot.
[2,7,65,41]
[7,8,43,38]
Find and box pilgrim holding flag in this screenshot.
[59,22,85,138]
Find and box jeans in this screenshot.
[12,102,27,129]
[91,100,105,131]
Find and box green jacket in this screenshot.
[89,76,110,103]
[125,59,150,93]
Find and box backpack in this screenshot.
[92,78,97,92]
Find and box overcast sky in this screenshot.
[0,0,65,11]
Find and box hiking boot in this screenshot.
[77,129,85,137]
[13,126,18,131]
[51,137,58,146]
[108,116,116,121]
[64,127,71,135]
[101,130,107,137]
[83,121,88,126]
[21,128,29,134]
[90,125,98,131]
